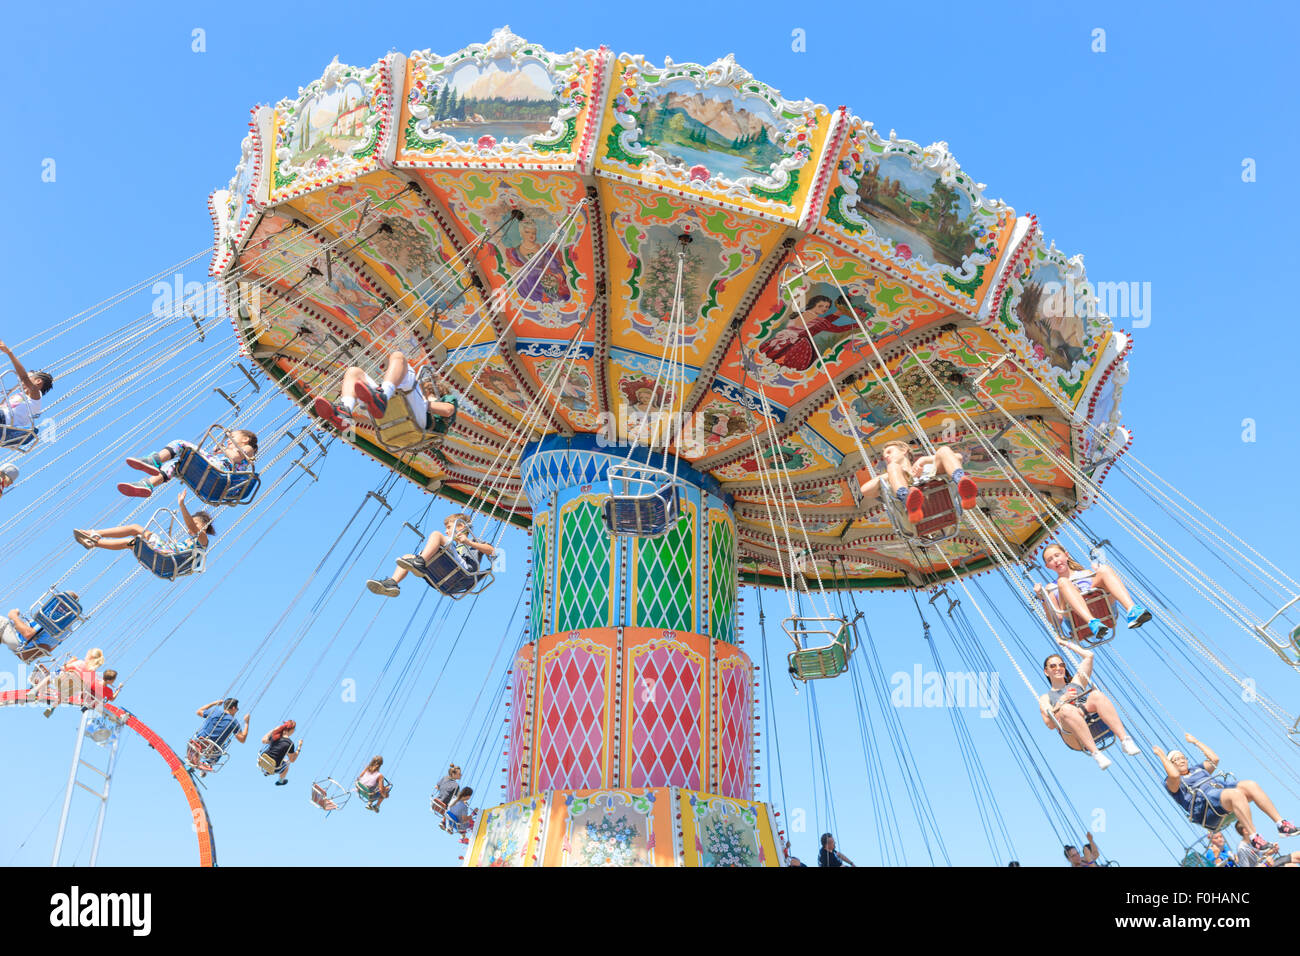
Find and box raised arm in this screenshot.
[1152,746,1182,792]
[196,700,222,718]
[1186,733,1219,770]
[176,491,209,547]
[1083,832,1100,863]
[0,342,41,399]
[234,713,251,744]
[1060,638,1094,684]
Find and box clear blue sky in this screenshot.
[2,0,1298,867]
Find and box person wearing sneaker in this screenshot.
[259,720,302,786]
[117,429,258,499]
[312,350,456,435]
[1038,544,1152,642]
[443,786,474,839]
[858,440,979,522]
[366,513,496,598]
[1233,820,1300,867]
[1038,639,1141,770]
[74,489,214,558]
[1156,733,1297,853]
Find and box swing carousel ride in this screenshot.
[6,27,1298,868]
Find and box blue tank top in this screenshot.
[1168,766,1216,815]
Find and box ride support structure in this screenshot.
[465,438,781,866]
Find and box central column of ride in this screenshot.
[465,436,782,866]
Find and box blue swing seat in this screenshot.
[411,546,493,599]
[173,425,260,506]
[130,509,206,581]
[602,464,682,538]
[27,590,85,648]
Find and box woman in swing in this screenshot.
[1039,637,1141,770]
[314,350,456,435]
[73,490,214,559]
[1035,543,1151,642]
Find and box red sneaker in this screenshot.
[117,480,153,499]
[1251,833,1280,853]
[313,397,350,431]
[905,486,925,524]
[353,381,387,419]
[957,476,978,510]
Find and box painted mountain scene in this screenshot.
[425,58,563,142]
[635,82,785,181]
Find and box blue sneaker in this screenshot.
[1088,618,1110,641]
[1125,605,1152,629]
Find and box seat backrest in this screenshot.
[34,592,81,637]
[374,392,433,452]
[177,445,259,505]
[425,548,481,596]
[0,423,38,450]
[258,751,280,774]
[911,481,960,539]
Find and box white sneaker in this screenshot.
[1120,737,1140,756]
[1092,750,1113,770]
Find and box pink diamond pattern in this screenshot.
[507,652,530,801]
[536,645,607,790]
[627,644,703,789]
[716,660,752,799]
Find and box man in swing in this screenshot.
[366,512,496,598]
[858,439,978,524]
[314,350,456,438]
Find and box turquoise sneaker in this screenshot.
[1125,605,1152,629]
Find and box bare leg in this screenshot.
[1084,691,1130,741]
[1055,706,1099,755]
[858,474,884,500]
[383,352,409,388]
[1093,566,1139,612]
[932,446,964,477]
[1055,576,1095,621]
[1235,780,1283,824]
[340,366,367,402]
[427,400,455,419]
[89,523,147,543]
[885,461,911,496]
[1220,789,1260,836]
[90,537,139,552]
[392,530,449,584]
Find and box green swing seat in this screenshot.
[785,618,857,681]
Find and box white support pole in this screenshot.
[89,723,124,867]
[51,708,90,867]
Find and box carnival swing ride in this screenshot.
[4,27,1299,867]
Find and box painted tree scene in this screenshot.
[287,79,370,168]
[852,154,981,268]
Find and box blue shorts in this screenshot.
[1193,788,1229,828]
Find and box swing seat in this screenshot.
[371,390,456,455]
[443,811,474,835]
[602,464,682,538]
[0,423,37,451]
[413,547,494,599]
[310,779,350,813]
[784,617,857,681]
[29,590,85,642]
[185,737,229,774]
[431,796,449,816]
[355,779,391,806]
[1040,581,1116,648]
[257,751,281,775]
[130,509,206,581]
[175,445,260,506]
[904,479,962,542]
[174,424,260,506]
[1084,712,1115,751]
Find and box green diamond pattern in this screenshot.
[635,509,694,632]
[557,501,613,631]
[710,517,737,643]
[531,514,548,641]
